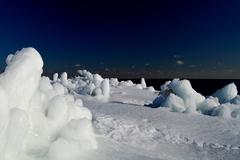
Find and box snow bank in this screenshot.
[0,48,97,160]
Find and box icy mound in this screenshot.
[0,48,97,160]
[152,79,240,119]
[53,71,154,101]
[52,69,110,101]
[117,78,155,92]
[152,79,205,113]
[213,83,238,103]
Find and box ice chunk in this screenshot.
[213,83,238,103]
[160,80,171,91]
[164,93,186,112]
[101,79,110,99]
[60,72,68,87]
[93,74,104,87]
[141,78,147,88]
[151,95,166,108]
[169,79,205,106]
[92,87,103,96]
[110,78,119,86]
[211,104,232,118]
[152,79,204,113]
[197,96,220,115]
[231,95,240,105]
[53,73,59,83]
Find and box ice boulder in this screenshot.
[110,78,119,86]
[151,94,166,108]
[60,72,69,87]
[151,89,172,108]
[92,87,103,97]
[160,80,171,91]
[53,73,59,83]
[210,103,240,119]
[211,103,233,118]
[168,79,205,106]
[152,79,205,113]
[93,74,104,87]
[213,83,238,104]
[101,78,110,98]
[164,93,186,112]
[197,96,220,115]
[59,69,112,101]
[0,48,97,160]
[231,95,240,105]
[0,48,43,112]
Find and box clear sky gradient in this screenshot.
[0,0,240,78]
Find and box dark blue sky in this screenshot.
[0,0,240,78]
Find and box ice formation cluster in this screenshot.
[52,70,154,102]
[52,70,111,101]
[152,78,240,119]
[0,48,97,160]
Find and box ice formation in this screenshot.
[152,79,240,119]
[152,79,205,113]
[141,78,147,88]
[54,70,111,101]
[54,69,154,102]
[212,83,238,103]
[0,48,97,160]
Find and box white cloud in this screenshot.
[74,64,81,67]
[176,60,184,65]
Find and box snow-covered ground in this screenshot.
[79,87,240,160]
[0,48,240,160]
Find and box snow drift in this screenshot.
[0,48,97,160]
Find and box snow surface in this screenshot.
[1,48,240,160]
